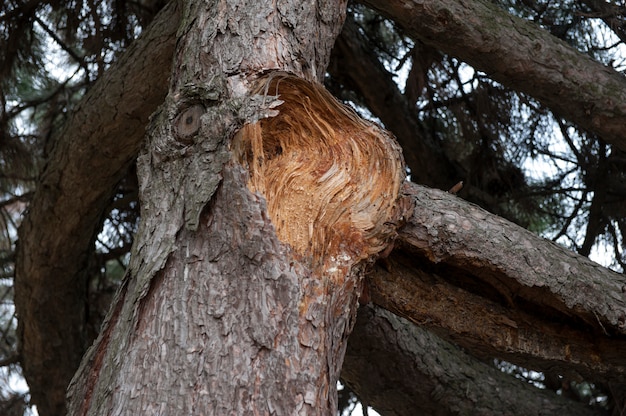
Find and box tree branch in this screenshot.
[361,0,626,152]
[370,181,626,383]
[344,305,605,416]
[13,2,180,414]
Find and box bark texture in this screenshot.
[368,182,626,385]
[66,1,408,414]
[399,182,626,337]
[13,3,180,414]
[343,305,605,416]
[362,0,626,152]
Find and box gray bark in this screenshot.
[362,0,626,152]
[343,305,605,416]
[399,182,626,339]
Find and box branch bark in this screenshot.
[362,0,626,152]
[343,305,605,416]
[13,2,180,414]
[369,182,626,384]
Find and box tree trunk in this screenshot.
[67,0,404,413]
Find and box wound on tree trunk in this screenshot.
[229,74,408,411]
[233,73,406,270]
[67,72,408,414]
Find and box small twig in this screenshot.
[447,181,463,194]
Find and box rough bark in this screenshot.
[362,0,626,152]
[66,1,407,414]
[400,182,626,336]
[11,0,626,414]
[13,3,180,415]
[342,305,605,416]
[370,182,626,383]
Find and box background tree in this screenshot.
[1,0,625,415]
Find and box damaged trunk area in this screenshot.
[67,72,408,414]
[233,73,406,268]
[230,73,408,409]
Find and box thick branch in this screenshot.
[344,305,605,416]
[362,0,626,152]
[372,182,626,383]
[14,2,180,414]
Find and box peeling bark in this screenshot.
[362,0,626,152]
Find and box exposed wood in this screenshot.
[13,3,180,414]
[232,73,405,264]
[68,1,409,414]
[343,305,605,416]
[362,0,626,152]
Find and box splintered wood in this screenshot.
[233,73,405,271]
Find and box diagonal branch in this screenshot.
[13,2,180,415]
[370,181,626,384]
[361,0,626,152]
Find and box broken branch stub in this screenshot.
[233,73,406,272]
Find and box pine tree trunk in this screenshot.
[67,0,405,413]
